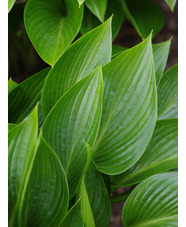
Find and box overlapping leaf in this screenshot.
[24,0,83,65]
[111,119,178,189]
[122,172,178,227]
[8,67,50,124]
[8,78,18,94]
[81,0,124,40]
[122,0,164,39]
[158,64,178,119]
[153,39,171,84]
[93,34,157,175]
[8,123,16,131]
[112,45,127,59]
[165,0,177,12]
[85,0,107,22]
[42,67,103,198]
[8,0,16,13]
[41,18,111,117]
[8,106,69,226]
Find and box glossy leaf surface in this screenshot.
[8,78,18,94]
[24,0,83,65]
[153,39,171,85]
[122,172,178,227]
[122,0,164,39]
[84,161,111,227]
[158,64,178,119]
[42,67,103,198]
[111,119,178,188]
[41,18,111,117]
[165,0,177,11]
[85,0,107,22]
[8,68,50,124]
[93,35,157,174]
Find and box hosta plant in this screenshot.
[8,0,178,226]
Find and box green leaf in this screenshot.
[41,18,112,117]
[122,172,178,227]
[153,39,171,85]
[93,34,157,175]
[111,119,178,189]
[84,161,111,227]
[165,0,177,12]
[8,106,38,226]
[81,0,124,40]
[77,0,85,7]
[8,78,18,94]
[21,135,69,227]
[122,0,164,39]
[112,45,128,59]
[8,123,17,131]
[42,67,103,198]
[24,0,83,65]
[158,64,178,119]
[61,201,84,227]
[77,177,96,227]
[8,0,16,13]
[85,0,107,22]
[8,67,50,124]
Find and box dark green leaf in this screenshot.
[8,123,17,131]
[41,18,111,117]
[122,0,164,39]
[158,64,178,119]
[111,119,178,189]
[122,172,178,227]
[93,34,157,175]
[153,39,171,85]
[24,0,83,65]
[165,0,177,12]
[8,67,50,124]
[8,78,18,94]
[112,45,128,59]
[42,67,103,198]
[85,0,107,22]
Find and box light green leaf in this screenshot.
[8,123,17,131]
[42,67,103,198]
[93,34,157,175]
[111,119,178,189]
[158,64,178,119]
[8,0,16,13]
[61,201,84,227]
[165,0,177,12]
[112,45,128,59]
[21,135,69,227]
[24,0,83,65]
[8,78,18,94]
[77,177,96,227]
[41,18,112,117]
[81,0,124,40]
[8,67,50,124]
[85,0,107,22]
[77,0,85,7]
[84,161,111,227]
[122,172,178,227]
[122,0,164,39]
[8,106,38,226]
[153,39,171,85]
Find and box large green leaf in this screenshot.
[8,0,16,13]
[21,135,69,227]
[8,67,50,124]
[122,172,178,227]
[81,0,124,40]
[165,0,177,12]
[85,0,107,22]
[24,0,83,65]
[122,0,164,39]
[111,119,178,189]
[8,78,18,94]
[158,64,178,119]
[153,39,171,85]
[93,34,157,175]
[83,161,111,227]
[9,106,38,226]
[61,201,84,227]
[42,67,103,198]
[41,18,111,117]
